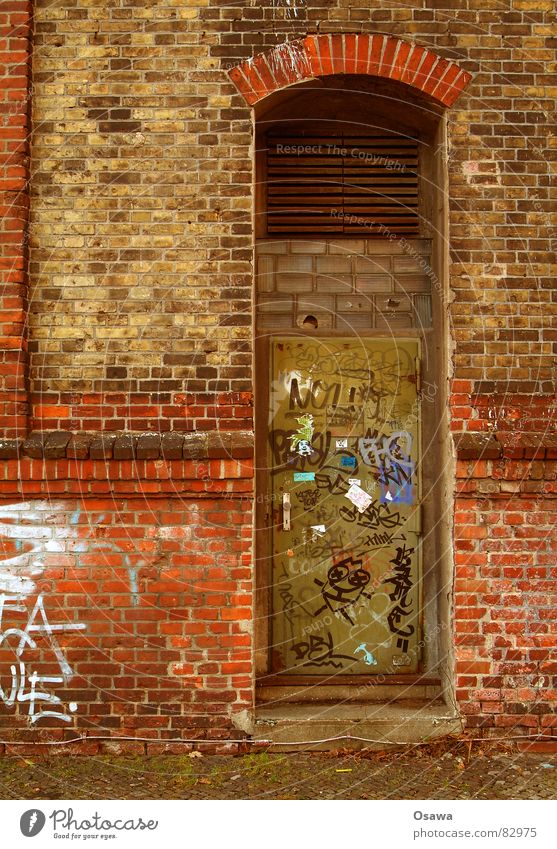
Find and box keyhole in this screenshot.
[302,314,318,329]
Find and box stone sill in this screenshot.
[0,431,254,461]
[1,430,554,463]
[453,432,557,461]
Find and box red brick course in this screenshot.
[29,392,253,433]
[0,0,32,438]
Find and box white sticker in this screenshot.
[348,478,361,487]
[310,524,326,535]
[392,654,412,667]
[345,483,373,513]
[335,438,348,449]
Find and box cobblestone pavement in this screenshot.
[0,744,556,800]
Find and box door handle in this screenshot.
[282,492,291,531]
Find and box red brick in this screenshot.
[367,34,385,77]
[303,35,322,77]
[411,50,438,90]
[400,44,425,85]
[378,35,399,78]
[517,741,557,753]
[354,33,369,75]
[344,32,357,74]
[317,34,334,76]
[245,56,274,100]
[228,67,256,106]
[330,34,345,74]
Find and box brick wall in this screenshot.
[29,0,253,431]
[26,2,555,427]
[0,432,253,749]
[455,462,557,745]
[0,0,555,746]
[0,489,253,750]
[0,0,32,438]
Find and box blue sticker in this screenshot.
[294,472,315,481]
[380,482,413,505]
[340,456,357,468]
[354,643,377,666]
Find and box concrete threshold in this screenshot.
[254,700,463,751]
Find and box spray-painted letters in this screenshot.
[383,545,416,653]
[0,503,85,724]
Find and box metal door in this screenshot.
[268,337,421,675]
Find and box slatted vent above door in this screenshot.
[266,131,420,236]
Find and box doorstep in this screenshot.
[253,700,463,751]
[256,678,443,705]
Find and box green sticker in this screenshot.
[294,472,315,482]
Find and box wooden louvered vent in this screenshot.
[266,131,420,236]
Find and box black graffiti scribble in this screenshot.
[269,428,331,471]
[289,378,341,410]
[339,501,403,531]
[295,488,319,509]
[384,544,415,652]
[385,545,413,599]
[278,584,297,632]
[313,558,372,625]
[315,471,351,495]
[304,537,349,565]
[313,503,337,526]
[326,406,364,430]
[290,632,354,669]
[359,531,395,548]
[275,558,314,637]
[301,523,349,560]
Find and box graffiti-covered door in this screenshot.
[268,338,421,675]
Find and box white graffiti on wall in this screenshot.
[271,0,306,20]
[0,503,85,724]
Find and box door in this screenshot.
[268,337,421,675]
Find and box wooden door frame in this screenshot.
[252,108,454,700]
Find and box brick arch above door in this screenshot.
[228,34,472,108]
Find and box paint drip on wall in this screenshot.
[271,0,307,20]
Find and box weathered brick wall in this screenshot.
[0,0,555,745]
[26,1,556,426]
[0,432,253,749]
[29,0,253,431]
[454,439,557,746]
[0,487,253,749]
